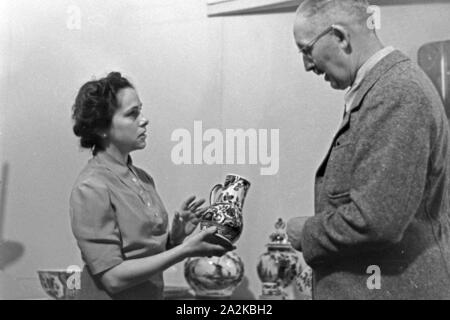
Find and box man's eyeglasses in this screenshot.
[298,25,336,59]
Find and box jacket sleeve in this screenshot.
[300,82,434,267]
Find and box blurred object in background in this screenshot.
[0,163,8,242]
[418,40,450,118]
[0,241,24,270]
[0,162,24,271]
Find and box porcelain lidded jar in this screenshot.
[257,218,302,299]
[184,251,244,298]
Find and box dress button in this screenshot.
[132,178,137,183]
[147,202,151,207]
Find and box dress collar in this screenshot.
[93,151,134,179]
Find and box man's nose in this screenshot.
[303,55,315,72]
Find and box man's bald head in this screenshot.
[296,0,372,34]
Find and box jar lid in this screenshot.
[266,218,293,248]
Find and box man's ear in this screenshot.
[332,25,351,53]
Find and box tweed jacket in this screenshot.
[293,50,450,299]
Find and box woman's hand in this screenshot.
[169,195,208,247]
[182,227,235,258]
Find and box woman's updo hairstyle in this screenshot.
[72,72,134,154]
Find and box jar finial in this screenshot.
[269,218,288,244]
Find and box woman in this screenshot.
[70,72,230,300]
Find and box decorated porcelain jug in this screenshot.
[200,174,251,245]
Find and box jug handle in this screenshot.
[210,184,223,205]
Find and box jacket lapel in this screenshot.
[347,50,409,114]
[315,50,410,177]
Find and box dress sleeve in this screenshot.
[70,180,123,275]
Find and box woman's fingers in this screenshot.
[182,195,196,210]
[178,211,201,222]
[186,227,235,256]
[183,197,207,211]
[189,198,206,211]
[189,217,201,226]
[199,227,235,249]
[178,197,208,222]
[208,245,228,257]
[195,207,208,215]
[173,211,182,221]
[202,226,218,236]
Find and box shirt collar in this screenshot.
[345,46,395,112]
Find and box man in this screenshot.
[287,0,450,299]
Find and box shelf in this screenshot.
[207,0,301,17]
[206,0,444,17]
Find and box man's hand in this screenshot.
[287,216,310,251]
